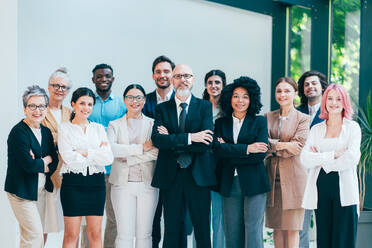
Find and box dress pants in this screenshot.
[299,209,312,248]
[315,169,358,248]
[104,175,117,248]
[222,177,266,248]
[211,191,225,248]
[111,182,158,248]
[7,193,44,248]
[162,167,211,248]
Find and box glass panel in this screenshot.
[331,0,361,105]
[290,6,311,81]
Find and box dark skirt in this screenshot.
[60,172,106,217]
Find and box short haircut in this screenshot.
[123,84,146,97]
[202,69,227,100]
[48,67,72,87]
[92,64,114,75]
[152,55,175,73]
[22,85,49,108]
[297,70,328,106]
[319,83,353,120]
[219,76,263,117]
[275,77,298,92]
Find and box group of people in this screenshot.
[4,55,361,248]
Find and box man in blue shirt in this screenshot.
[82,63,126,248]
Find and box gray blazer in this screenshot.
[107,114,158,186]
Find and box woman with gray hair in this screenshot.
[4,85,58,248]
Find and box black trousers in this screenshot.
[162,167,211,248]
[315,169,358,248]
[152,193,188,248]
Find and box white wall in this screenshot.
[1,0,272,245]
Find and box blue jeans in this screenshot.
[211,191,225,248]
[299,209,312,248]
[222,177,266,248]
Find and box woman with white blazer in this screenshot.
[300,83,361,248]
[107,84,158,248]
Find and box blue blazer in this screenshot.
[143,90,175,119]
[4,120,58,201]
[297,104,324,128]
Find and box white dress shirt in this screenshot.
[300,118,361,213]
[232,115,245,176]
[156,88,173,104]
[308,102,320,124]
[174,94,192,144]
[58,122,114,176]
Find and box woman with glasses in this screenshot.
[203,69,226,248]
[41,67,72,239]
[5,85,58,248]
[58,87,113,248]
[107,84,158,248]
[265,77,309,248]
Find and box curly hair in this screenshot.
[297,70,328,106]
[219,76,263,117]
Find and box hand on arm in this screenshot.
[247,142,268,153]
[42,155,52,173]
[191,130,214,145]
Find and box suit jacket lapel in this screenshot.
[185,96,197,131]
[167,100,179,133]
[237,116,252,143]
[311,108,322,127]
[44,108,58,134]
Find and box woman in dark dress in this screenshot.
[58,87,113,248]
[5,85,58,248]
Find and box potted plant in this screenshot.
[356,92,372,248]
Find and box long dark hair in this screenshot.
[202,69,226,100]
[70,87,96,121]
[297,70,328,106]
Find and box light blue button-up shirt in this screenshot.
[89,92,126,174]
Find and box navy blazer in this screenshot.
[214,115,271,197]
[297,104,324,128]
[142,90,175,119]
[151,95,216,189]
[4,120,58,201]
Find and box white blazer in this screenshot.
[300,118,361,212]
[107,114,158,186]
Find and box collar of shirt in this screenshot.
[232,114,245,144]
[156,88,173,104]
[95,92,115,102]
[308,102,321,116]
[175,94,192,124]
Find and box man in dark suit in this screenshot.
[151,64,215,248]
[142,55,181,248]
[297,70,328,248]
[143,55,175,119]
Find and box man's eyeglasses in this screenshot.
[173,74,193,80]
[125,95,145,102]
[50,84,70,92]
[27,104,47,111]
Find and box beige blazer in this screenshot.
[107,114,158,186]
[265,107,310,209]
[41,106,72,189]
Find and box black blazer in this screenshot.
[297,104,323,128]
[142,90,175,119]
[151,95,216,189]
[4,120,58,201]
[214,115,270,197]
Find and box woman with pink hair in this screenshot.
[300,83,361,248]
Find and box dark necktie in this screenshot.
[179,102,187,132]
[177,102,192,168]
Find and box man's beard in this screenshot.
[96,84,112,93]
[176,88,191,98]
[156,81,170,89]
